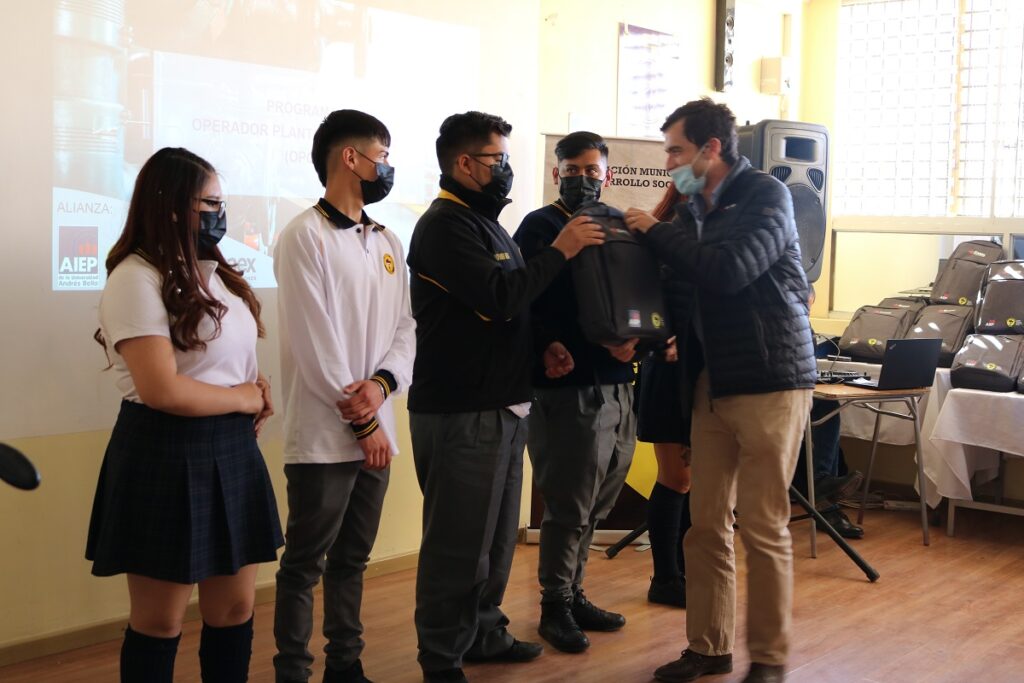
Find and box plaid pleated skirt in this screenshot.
[86,400,284,584]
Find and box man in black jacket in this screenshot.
[625,98,815,683]
[406,111,604,683]
[513,131,637,655]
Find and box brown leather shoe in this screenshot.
[741,663,785,683]
[654,650,733,682]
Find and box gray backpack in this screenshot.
[977,261,1024,334]
[838,305,917,362]
[878,296,928,319]
[930,240,1005,306]
[905,305,974,368]
[950,334,1024,392]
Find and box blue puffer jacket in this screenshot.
[641,157,816,407]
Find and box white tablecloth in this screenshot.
[816,360,947,507]
[928,388,1024,501]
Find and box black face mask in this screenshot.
[471,155,514,199]
[558,175,603,211]
[355,151,395,204]
[485,160,514,199]
[197,210,226,250]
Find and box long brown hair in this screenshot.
[94,147,264,353]
[651,184,684,222]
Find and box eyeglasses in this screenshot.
[470,152,510,166]
[195,197,226,217]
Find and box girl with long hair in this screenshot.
[637,184,692,608]
[85,147,284,682]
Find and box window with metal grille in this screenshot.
[835,0,1024,218]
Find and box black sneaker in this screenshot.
[648,576,686,608]
[654,650,733,682]
[571,590,625,631]
[463,639,543,663]
[538,601,590,653]
[423,668,469,683]
[324,659,373,683]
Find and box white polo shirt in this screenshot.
[273,200,416,464]
[98,254,259,402]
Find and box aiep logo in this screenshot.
[58,226,99,274]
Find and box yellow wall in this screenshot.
[1,0,803,656]
[799,0,842,334]
[831,232,942,312]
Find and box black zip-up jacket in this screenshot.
[641,157,816,415]
[513,201,635,389]
[406,175,566,413]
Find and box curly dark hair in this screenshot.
[661,97,739,164]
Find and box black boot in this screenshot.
[199,616,253,683]
[538,600,589,653]
[571,589,625,631]
[325,658,374,683]
[120,626,180,683]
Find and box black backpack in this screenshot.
[977,260,1024,334]
[905,305,974,368]
[950,334,1024,392]
[930,240,1005,306]
[570,203,672,348]
[838,305,917,362]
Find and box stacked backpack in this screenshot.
[840,240,1007,372]
[951,259,1024,392]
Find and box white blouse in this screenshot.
[99,254,259,402]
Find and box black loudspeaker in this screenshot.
[715,0,735,92]
[737,120,829,283]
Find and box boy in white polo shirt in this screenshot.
[272,110,416,683]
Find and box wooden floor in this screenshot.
[5,507,1024,682]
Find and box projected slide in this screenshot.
[52,1,479,290]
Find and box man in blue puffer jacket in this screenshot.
[625,98,815,683]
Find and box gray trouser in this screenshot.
[411,409,527,673]
[273,462,389,683]
[529,383,636,603]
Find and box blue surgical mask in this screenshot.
[669,146,708,195]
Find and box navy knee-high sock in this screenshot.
[199,615,254,683]
[648,482,687,581]
[677,490,691,578]
[120,626,180,683]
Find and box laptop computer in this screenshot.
[843,338,942,390]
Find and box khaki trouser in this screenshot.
[684,370,812,666]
